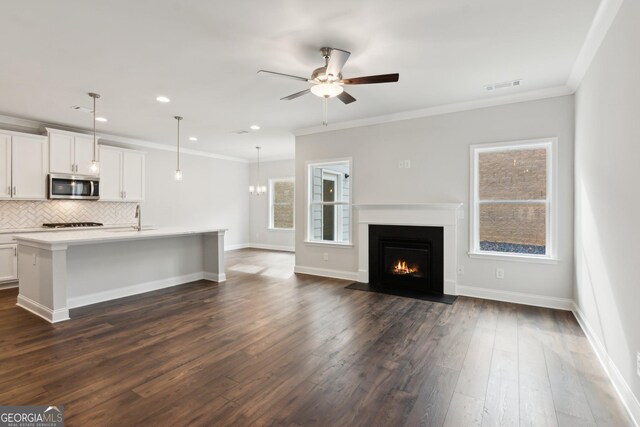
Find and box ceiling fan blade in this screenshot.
[258,70,310,82]
[337,91,356,104]
[280,88,311,101]
[341,73,399,85]
[326,48,351,79]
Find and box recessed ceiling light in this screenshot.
[189,137,198,142]
[71,105,92,113]
[95,117,108,122]
[250,125,260,130]
[156,96,171,103]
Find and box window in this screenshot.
[307,159,351,245]
[470,138,556,260]
[269,178,295,230]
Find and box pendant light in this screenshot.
[249,146,267,195]
[88,92,100,173]
[174,116,183,181]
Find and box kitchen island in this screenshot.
[14,227,226,322]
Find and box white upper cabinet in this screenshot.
[0,131,48,200]
[47,129,98,176]
[99,145,145,202]
[11,135,48,199]
[98,146,122,201]
[73,135,95,176]
[0,134,11,200]
[122,151,145,201]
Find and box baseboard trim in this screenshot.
[203,272,226,282]
[248,243,295,252]
[225,243,250,251]
[67,272,207,309]
[17,294,70,323]
[572,303,640,426]
[294,265,359,281]
[456,285,573,310]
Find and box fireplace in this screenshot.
[369,225,444,294]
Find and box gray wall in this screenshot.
[249,159,295,251]
[135,145,250,249]
[574,0,640,408]
[295,95,575,300]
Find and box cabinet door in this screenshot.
[0,134,11,200]
[12,135,48,200]
[122,151,145,201]
[99,147,123,201]
[74,136,97,176]
[0,244,17,282]
[49,132,74,174]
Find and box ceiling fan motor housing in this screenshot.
[311,67,341,83]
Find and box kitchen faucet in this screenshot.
[134,204,142,231]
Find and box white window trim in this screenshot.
[268,177,295,231]
[469,137,558,263]
[305,157,353,246]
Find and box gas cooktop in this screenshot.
[42,222,104,229]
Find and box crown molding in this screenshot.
[566,0,625,90]
[293,85,573,136]
[0,114,248,163]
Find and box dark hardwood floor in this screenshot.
[0,249,632,426]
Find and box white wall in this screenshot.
[574,0,640,416]
[99,140,251,249]
[249,159,295,251]
[295,95,575,302]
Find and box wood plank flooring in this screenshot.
[0,249,632,426]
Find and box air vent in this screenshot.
[232,130,249,134]
[485,79,522,91]
[71,105,92,113]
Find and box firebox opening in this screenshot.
[369,225,444,295]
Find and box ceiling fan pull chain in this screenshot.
[323,96,328,126]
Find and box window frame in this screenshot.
[305,158,353,247]
[268,177,295,231]
[469,138,558,263]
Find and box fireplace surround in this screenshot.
[355,203,463,296]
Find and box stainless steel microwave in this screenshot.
[48,174,100,200]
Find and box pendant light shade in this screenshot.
[174,116,183,181]
[88,92,100,173]
[249,146,267,195]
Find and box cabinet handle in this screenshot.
[124,191,127,199]
[7,186,10,196]
[14,247,16,257]
[13,187,16,196]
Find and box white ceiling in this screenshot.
[0,0,599,161]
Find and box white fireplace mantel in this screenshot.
[354,203,463,295]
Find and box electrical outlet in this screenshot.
[637,352,640,377]
[457,266,464,275]
[496,268,504,279]
[404,160,411,169]
[323,253,329,261]
[398,160,404,169]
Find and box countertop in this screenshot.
[14,227,227,246]
[0,224,135,234]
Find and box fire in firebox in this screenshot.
[392,260,419,275]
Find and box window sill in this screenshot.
[468,251,558,264]
[268,228,295,232]
[304,240,353,248]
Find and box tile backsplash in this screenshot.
[0,200,137,229]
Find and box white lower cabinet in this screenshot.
[0,244,17,282]
[99,146,145,202]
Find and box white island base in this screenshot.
[14,228,227,323]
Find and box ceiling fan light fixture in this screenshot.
[310,83,344,98]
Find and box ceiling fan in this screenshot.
[258,47,399,125]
